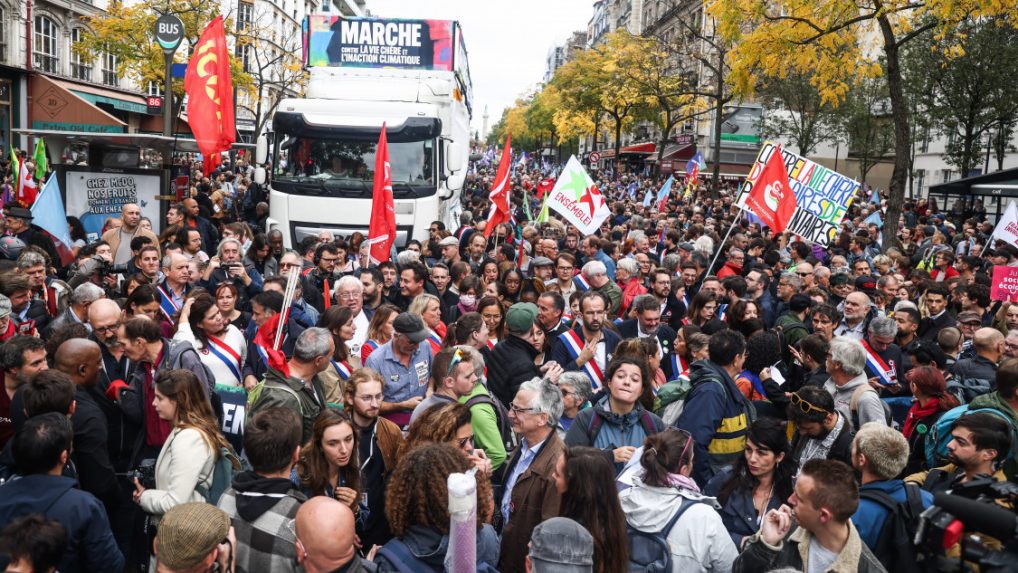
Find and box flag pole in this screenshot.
[706,206,744,276]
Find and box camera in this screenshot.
[93,256,130,276]
[125,459,156,489]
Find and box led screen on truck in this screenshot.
[304,16,456,71]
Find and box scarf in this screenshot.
[903,397,941,439]
[667,472,700,494]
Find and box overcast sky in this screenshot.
[369,0,594,137]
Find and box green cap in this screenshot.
[506,302,539,336]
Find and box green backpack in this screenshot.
[197,446,247,505]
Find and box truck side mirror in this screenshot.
[255,134,268,164]
[445,139,463,174]
[253,167,266,185]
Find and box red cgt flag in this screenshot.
[536,177,554,200]
[184,16,235,177]
[485,134,512,239]
[745,146,797,234]
[367,124,396,265]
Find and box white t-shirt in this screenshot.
[807,535,838,573]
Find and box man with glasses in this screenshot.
[334,275,368,354]
[649,268,686,330]
[795,262,816,289]
[499,378,565,573]
[548,292,620,392]
[303,244,340,312]
[717,248,744,279]
[787,385,854,466]
[365,313,433,429]
[552,253,579,301]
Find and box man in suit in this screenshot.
[547,291,621,393]
[618,294,678,379]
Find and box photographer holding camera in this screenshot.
[202,237,263,311]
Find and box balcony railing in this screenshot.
[33,54,59,74]
[72,63,92,81]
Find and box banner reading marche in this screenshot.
[547,156,611,235]
[737,141,860,247]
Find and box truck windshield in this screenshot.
[272,134,436,197]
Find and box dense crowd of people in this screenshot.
[0,149,1016,573]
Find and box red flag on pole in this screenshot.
[745,146,797,234]
[536,177,554,200]
[184,16,236,177]
[367,124,396,265]
[485,134,512,239]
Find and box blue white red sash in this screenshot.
[559,330,604,388]
[717,303,727,322]
[861,340,896,386]
[331,359,352,380]
[427,330,443,354]
[364,340,379,353]
[573,275,590,292]
[156,285,180,321]
[670,353,689,380]
[487,339,496,350]
[206,334,242,381]
[255,343,269,367]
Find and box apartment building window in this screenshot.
[941,169,953,183]
[239,44,252,73]
[238,2,253,31]
[70,29,92,81]
[915,169,925,194]
[0,8,7,63]
[102,52,119,87]
[147,82,164,97]
[34,16,60,73]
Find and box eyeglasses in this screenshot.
[447,347,466,377]
[320,256,338,263]
[790,392,830,416]
[279,262,300,269]
[481,313,502,321]
[510,403,536,415]
[337,292,360,301]
[94,322,122,334]
[456,434,475,449]
[797,272,812,277]
[355,393,384,403]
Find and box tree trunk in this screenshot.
[614,112,623,167]
[877,13,909,250]
[711,49,724,196]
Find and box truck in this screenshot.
[255,16,473,249]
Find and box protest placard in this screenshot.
[737,141,860,247]
[991,266,1018,302]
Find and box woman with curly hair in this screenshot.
[554,447,629,573]
[293,409,362,513]
[406,402,492,476]
[374,443,498,572]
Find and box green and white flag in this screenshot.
[544,155,611,235]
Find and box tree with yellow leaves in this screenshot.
[711,0,1017,247]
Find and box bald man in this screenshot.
[294,497,367,573]
[835,292,871,340]
[101,203,159,265]
[54,338,123,517]
[951,327,1004,402]
[181,197,220,254]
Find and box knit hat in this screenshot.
[0,294,10,319]
[155,503,230,570]
[505,302,538,336]
[529,517,594,572]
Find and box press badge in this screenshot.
[414,361,428,386]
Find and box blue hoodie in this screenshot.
[0,474,123,573]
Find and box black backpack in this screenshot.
[627,498,700,572]
[858,483,925,573]
[464,393,518,454]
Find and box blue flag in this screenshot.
[627,181,638,198]
[30,174,73,265]
[656,176,674,206]
[643,188,653,207]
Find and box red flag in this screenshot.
[367,124,396,265]
[254,314,289,376]
[745,146,797,234]
[184,16,235,177]
[17,161,38,206]
[536,177,554,200]
[485,134,512,239]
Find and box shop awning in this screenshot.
[598,142,657,159]
[57,79,150,115]
[29,75,126,133]
[929,167,1018,198]
[646,143,693,163]
[13,128,254,153]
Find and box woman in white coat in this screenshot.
[132,369,228,523]
[619,429,738,573]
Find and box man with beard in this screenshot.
[360,267,385,318]
[0,336,48,449]
[343,369,405,549]
[618,295,678,379]
[834,292,871,341]
[547,291,620,392]
[906,412,1011,495]
[581,260,622,319]
[302,243,340,313]
[787,385,853,466]
[649,268,686,330]
[894,307,921,356]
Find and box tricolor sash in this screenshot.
[487,339,496,350]
[255,343,269,367]
[427,330,443,354]
[861,340,896,386]
[717,303,728,322]
[156,285,180,321]
[573,275,590,292]
[331,359,352,380]
[364,340,379,353]
[559,329,604,388]
[206,334,243,382]
[670,353,689,380]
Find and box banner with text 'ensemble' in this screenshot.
[736,141,860,247]
[546,156,611,236]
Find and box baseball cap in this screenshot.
[393,312,430,343]
[438,236,459,248]
[0,294,10,319]
[155,503,230,570]
[529,517,594,572]
[956,310,982,325]
[854,275,878,295]
[505,302,538,336]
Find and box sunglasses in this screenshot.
[447,347,466,377]
[790,393,830,416]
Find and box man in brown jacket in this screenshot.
[344,368,405,549]
[498,377,565,573]
[100,203,159,265]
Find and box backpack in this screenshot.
[196,445,246,505]
[654,378,692,426]
[946,372,994,404]
[924,405,1018,469]
[585,407,659,446]
[165,340,216,392]
[858,484,925,573]
[626,498,700,572]
[849,385,892,430]
[376,537,500,573]
[464,392,518,454]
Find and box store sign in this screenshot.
[147,96,163,115]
